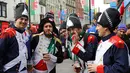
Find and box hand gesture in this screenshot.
[72,61,81,73]
[72,31,79,44]
[43,53,51,61]
[87,64,98,73]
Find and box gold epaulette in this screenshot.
[32,32,44,37]
[54,37,62,44]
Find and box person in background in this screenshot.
[82,24,90,33]
[79,24,91,40]
[126,24,130,39]
[88,8,129,73]
[87,12,102,42]
[116,24,130,50]
[31,17,63,73]
[117,23,130,50]
[59,21,70,59]
[126,24,130,72]
[116,24,128,41]
[88,12,102,33]
[113,27,118,34]
[0,3,29,73]
[59,21,68,47]
[116,24,130,72]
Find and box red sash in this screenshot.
[34,59,48,71]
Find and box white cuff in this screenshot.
[49,54,57,62]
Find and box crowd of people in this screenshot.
[0,2,130,73]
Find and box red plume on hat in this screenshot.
[120,1,124,16]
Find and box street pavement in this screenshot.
[56,59,75,73]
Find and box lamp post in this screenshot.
[89,0,91,25]
[28,0,31,29]
[60,4,63,24]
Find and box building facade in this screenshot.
[0,0,80,31]
[45,0,60,24]
[0,0,18,32]
[66,0,76,16]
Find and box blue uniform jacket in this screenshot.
[97,33,129,73]
[0,27,28,73]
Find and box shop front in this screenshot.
[124,0,130,25]
[0,21,9,32]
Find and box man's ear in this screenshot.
[104,27,109,31]
[120,15,123,20]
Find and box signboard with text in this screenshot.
[104,0,111,4]
[104,0,117,4]
[110,1,117,9]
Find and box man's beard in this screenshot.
[44,32,53,38]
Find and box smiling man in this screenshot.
[0,3,29,73]
[87,8,129,73]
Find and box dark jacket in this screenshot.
[78,33,99,62]
[0,27,28,73]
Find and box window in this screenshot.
[41,6,43,13]
[0,2,7,17]
[20,0,22,2]
[0,5,1,16]
[13,6,15,18]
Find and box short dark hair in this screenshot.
[83,24,90,31]
[93,12,102,20]
[126,24,130,29]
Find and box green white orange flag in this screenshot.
[25,0,40,15]
[84,0,89,13]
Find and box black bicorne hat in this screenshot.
[15,3,28,20]
[38,18,59,36]
[67,13,82,29]
[97,8,121,31]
